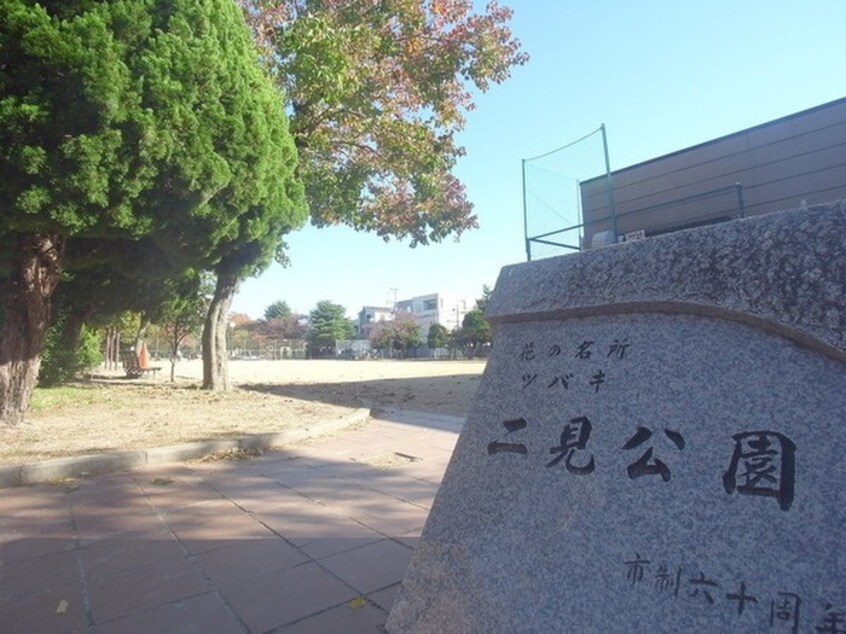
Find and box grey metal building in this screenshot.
[579,97,846,247]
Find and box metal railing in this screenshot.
[526,182,745,258]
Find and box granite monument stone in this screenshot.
[387,201,846,633]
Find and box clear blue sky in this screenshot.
[231,1,846,320]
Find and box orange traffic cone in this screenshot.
[137,342,150,368]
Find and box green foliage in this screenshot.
[1,0,307,402]
[39,314,102,387]
[50,239,180,334]
[141,0,307,280]
[1,0,158,241]
[112,311,142,338]
[475,284,493,313]
[152,272,208,324]
[427,322,451,349]
[307,300,354,351]
[455,286,493,352]
[239,0,527,246]
[152,271,209,348]
[458,308,491,349]
[1,0,306,321]
[264,300,292,320]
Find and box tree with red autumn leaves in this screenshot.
[238,0,528,245]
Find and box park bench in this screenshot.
[121,353,162,379]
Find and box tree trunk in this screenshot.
[169,323,187,384]
[134,317,149,353]
[61,311,84,358]
[169,326,177,383]
[104,327,121,370]
[0,233,65,425]
[201,268,239,391]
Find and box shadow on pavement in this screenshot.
[0,414,460,632]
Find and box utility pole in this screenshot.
[389,287,399,312]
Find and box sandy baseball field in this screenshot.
[2,359,486,466]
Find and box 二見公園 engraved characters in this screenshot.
[723,431,796,511]
[622,426,686,482]
[487,417,530,456]
[546,416,595,474]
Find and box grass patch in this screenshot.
[30,385,101,411]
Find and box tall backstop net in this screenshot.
[522,125,615,260]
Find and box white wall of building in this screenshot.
[394,293,474,333]
[359,292,476,340]
[357,306,394,338]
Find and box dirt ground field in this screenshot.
[1,359,486,466]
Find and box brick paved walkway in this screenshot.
[0,409,462,633]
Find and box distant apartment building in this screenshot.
[357,305,394,338]
[395,293,474,333]
[358,293,475,338]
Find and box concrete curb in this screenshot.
[0,408,371,489]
